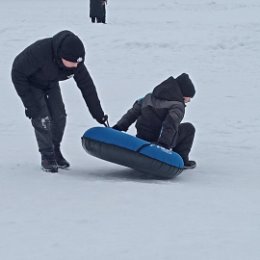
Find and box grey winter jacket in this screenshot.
[115,77,185,148]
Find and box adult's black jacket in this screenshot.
[11,30,104,122]
[90,0,105,19]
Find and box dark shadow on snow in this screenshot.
[61,166,178,183]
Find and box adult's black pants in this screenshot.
[30,84,67,156]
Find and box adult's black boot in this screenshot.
[41,153,58,173]
[54,147,70,169]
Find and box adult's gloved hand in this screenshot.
[25,106,41,119]
[97,114,109,127]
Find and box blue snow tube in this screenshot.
[82,127,184,179]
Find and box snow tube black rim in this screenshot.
[82,136,183,179]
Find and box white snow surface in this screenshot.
[1,0,260,259]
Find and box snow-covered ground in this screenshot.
[1,0,260,259]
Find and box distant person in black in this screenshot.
[90,0,107,23]
[11,30,108,173]
[113,74,197,169]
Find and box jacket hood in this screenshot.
[152,76,184,102]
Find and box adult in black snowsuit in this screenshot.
[11,30,108,173]
[113,73,197,169]
[90,0,107,23]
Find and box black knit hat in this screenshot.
[60,34,85,63]
[176,73,196,98]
